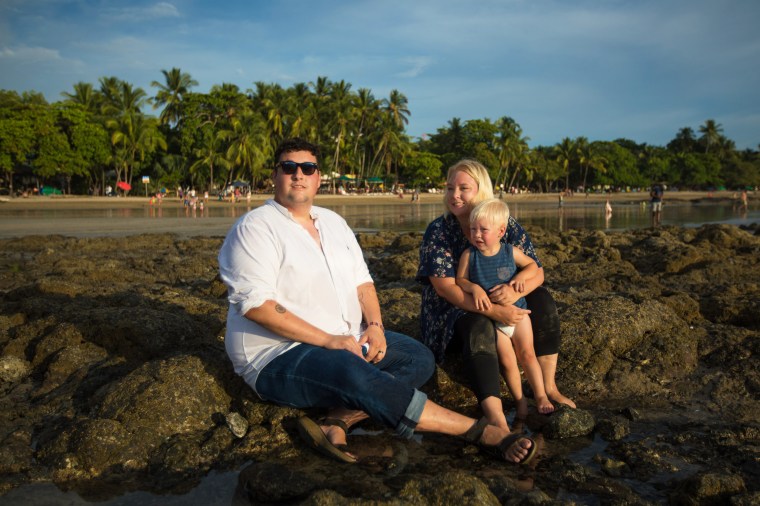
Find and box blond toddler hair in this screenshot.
[469,198,510,228]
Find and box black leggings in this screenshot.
[450,286,561,402]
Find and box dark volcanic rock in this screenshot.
[1,225,759,504]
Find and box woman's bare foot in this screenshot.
[536,396,555,414]
[481,424,534,463]
[547,389,576,408]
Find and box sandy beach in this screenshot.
[0,189,736,211]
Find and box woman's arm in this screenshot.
[430,276,529,326]
[489,266,544,305]
[510,249,539,293]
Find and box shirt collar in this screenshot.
[266,198,320,222]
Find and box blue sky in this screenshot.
[1,0,759,149]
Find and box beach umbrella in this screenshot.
[116,181,131,191]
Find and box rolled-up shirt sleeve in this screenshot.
[219,217,280,316]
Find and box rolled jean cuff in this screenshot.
[395,389,427,440]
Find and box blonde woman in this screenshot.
[417,160,575,431]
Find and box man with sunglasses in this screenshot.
[218,138,536,465]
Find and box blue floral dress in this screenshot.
[415,213,542,362]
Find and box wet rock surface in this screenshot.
[1,224,759,504]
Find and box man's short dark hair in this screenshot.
[274,138,321,165]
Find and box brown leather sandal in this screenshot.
[462,417,537,465]
[296,416,356,463]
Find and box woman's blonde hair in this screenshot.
[444,159,494,215]
[470,198,510,227]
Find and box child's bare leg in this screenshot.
[513,319,555,414]
[496,329,528,419]
[537,353,576,408]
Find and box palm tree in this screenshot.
[189,134,230,191]
[495,116,529,191]
[371,115,410,180]
[555,137,577,191]
[217,111,269,188]
[578,139,607,191]
[99,78,147,118]
[327,79,353,180]
[507,141,531,191]
[286,82,315,139]
[61,82,100,114]
[668,127,697,154]
[699,119,723,154]
[151,67,198,126]
[107,114,167,189]
[251,82,287,151]
[351,88,378,178]
[382,89,410,130]
[309,76,332,147]
[575,137,594,191]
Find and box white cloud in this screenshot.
[102,2,180,22]
[0,44,62,62]
[396,56,433,79]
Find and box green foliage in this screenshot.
[594,142,643,187]
[402,150,443,187]
[2,73,759,194]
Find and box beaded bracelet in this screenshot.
[367,321,384,331]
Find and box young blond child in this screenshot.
[456,199,555,417]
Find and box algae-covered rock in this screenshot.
[540,405,596,439]
[0,225,758,504]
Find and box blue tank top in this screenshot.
[468,244,527,309]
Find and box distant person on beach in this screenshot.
[650,184,663,226]
[417,159,575,433]
[740,189,748,211]
[218,138,536,465]
[455,198,554,418]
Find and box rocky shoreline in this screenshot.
[1,224,758,504]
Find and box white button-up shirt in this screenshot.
[218,199,373,393]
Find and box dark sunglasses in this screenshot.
[276,161,319,176]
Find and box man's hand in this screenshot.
[324,334,364,358]
[359,325,387,363]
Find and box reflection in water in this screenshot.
[1,200,758,237]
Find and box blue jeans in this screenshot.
[254,331,435,439]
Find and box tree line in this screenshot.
[1,68,758,196]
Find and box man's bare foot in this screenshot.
[536,396,555,414]
[321,421,349,447]
[321,409,369,448]
[547,390,576,408]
